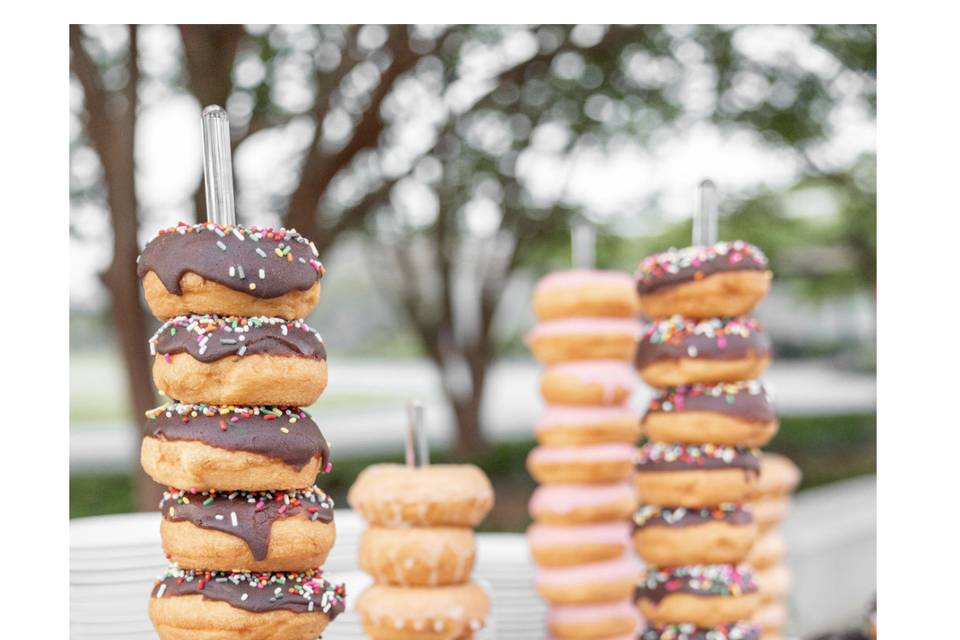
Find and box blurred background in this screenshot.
[70,24,876,637]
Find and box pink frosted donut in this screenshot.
[528,521,631,567]
[527,318,642,364]
[535,404,641,446]
[536,554,644,605]
[547,599,642,638]
[527,443,635,484]
[540,360,636,406]
[533,269,639,321]
[530,483,636,525]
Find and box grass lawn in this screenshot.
[71,412,876,531]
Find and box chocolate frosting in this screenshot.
[635,316,770,370]
[636,240,768,294]
[635,443,760,475]
[633,503,753,531]
[138,223,323,299]
[645,381,775,424]
[635,564,758,604]
[640,622,760,640]
[150,315,326,363]
[152,567,345,618]
[143,403,329,471]
[161,487,334,561]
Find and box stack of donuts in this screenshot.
[348,463,495,638]
[137,222,345,639]
[525,270,646,639]
[632,240,785,640]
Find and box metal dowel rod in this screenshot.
[201,105,237,226]
[694,179,718,246]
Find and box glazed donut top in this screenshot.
[646,381,775,424]
[640,622,760,640]
[635,240,768,294]
[144,403,330,471]
[635,316,770,369]
[161,486,334,561]
[632,503,752,530]
[152,567,345,617]
[635,564,758,603]
[150,315,326,363]
[138,222,324,299]
[635,443,760,475]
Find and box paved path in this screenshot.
[71,357,875,470]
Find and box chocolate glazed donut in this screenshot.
[640,622,761,640]
[632,504,758,566]
[633,443,761,507]
[635,564,760,627]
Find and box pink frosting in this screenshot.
[526,317,643,342]
[537,554,644,586]
[536,404,638,431]
[529,482,634,516]
[547,599,641,625]
[529,443,636,464]
[544,360,636,402]
[527,521,631,547]
[534,269,634,295]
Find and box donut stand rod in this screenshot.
[571,217,596,269]
[405,400,429,468]
[694,179,719,247]
[201,105,237,227]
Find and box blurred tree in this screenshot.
[71,25,876,490]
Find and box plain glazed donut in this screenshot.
[527,443,636,484]
[533,269,640,321]
[150,315,328,406]
[748,495,791,532]
[536,554,644,605]
[526,318,642,364]
[639,622,761,640]
[358,526,476,587]
[631,503,758,566]
[535,404,641,446]
[540,360,636,406]
[745,529,786,570]
[635,241,771,320]
[547,599,641,638]
[527,521,632,567]
[634,443,760,507]
[529,483,636,525]
[141,403,329,491]
[752,601,787,635]
[355,582,490,640]
[148,567,344,640]
[754,563,792,604]
[635,564,760,627]
[643,381,778,447]
[159,486,335,572]
[750,453,802,498]
[347,464,494,528]
[138,222,324,321]
[635,316,771,387]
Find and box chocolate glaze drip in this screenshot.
[645,382,775,424]
[151,316,326,363]
[640,622,760,640]
[138,223,323,299]
[635,565,758,604]
[635,444,760,475]
[161,488,334,561]
[143,404,328,471]
[152,568,345,618]
[636,241,768,294]
[635,325,770,370]
[633,504,753,532]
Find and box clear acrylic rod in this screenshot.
[571,219,596,269]
[201,105,237,227]
[694,179,718,246]
[405,401,429,467]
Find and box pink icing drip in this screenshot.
[537,554,644,586]
[547,599,641,625]
[527,317,643,341]
[534,269,634,295]
[529,482,634,515]
[527,521,631,547]
[536,404,638,430]
[529,443,636,464]
[545,360,636,402]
